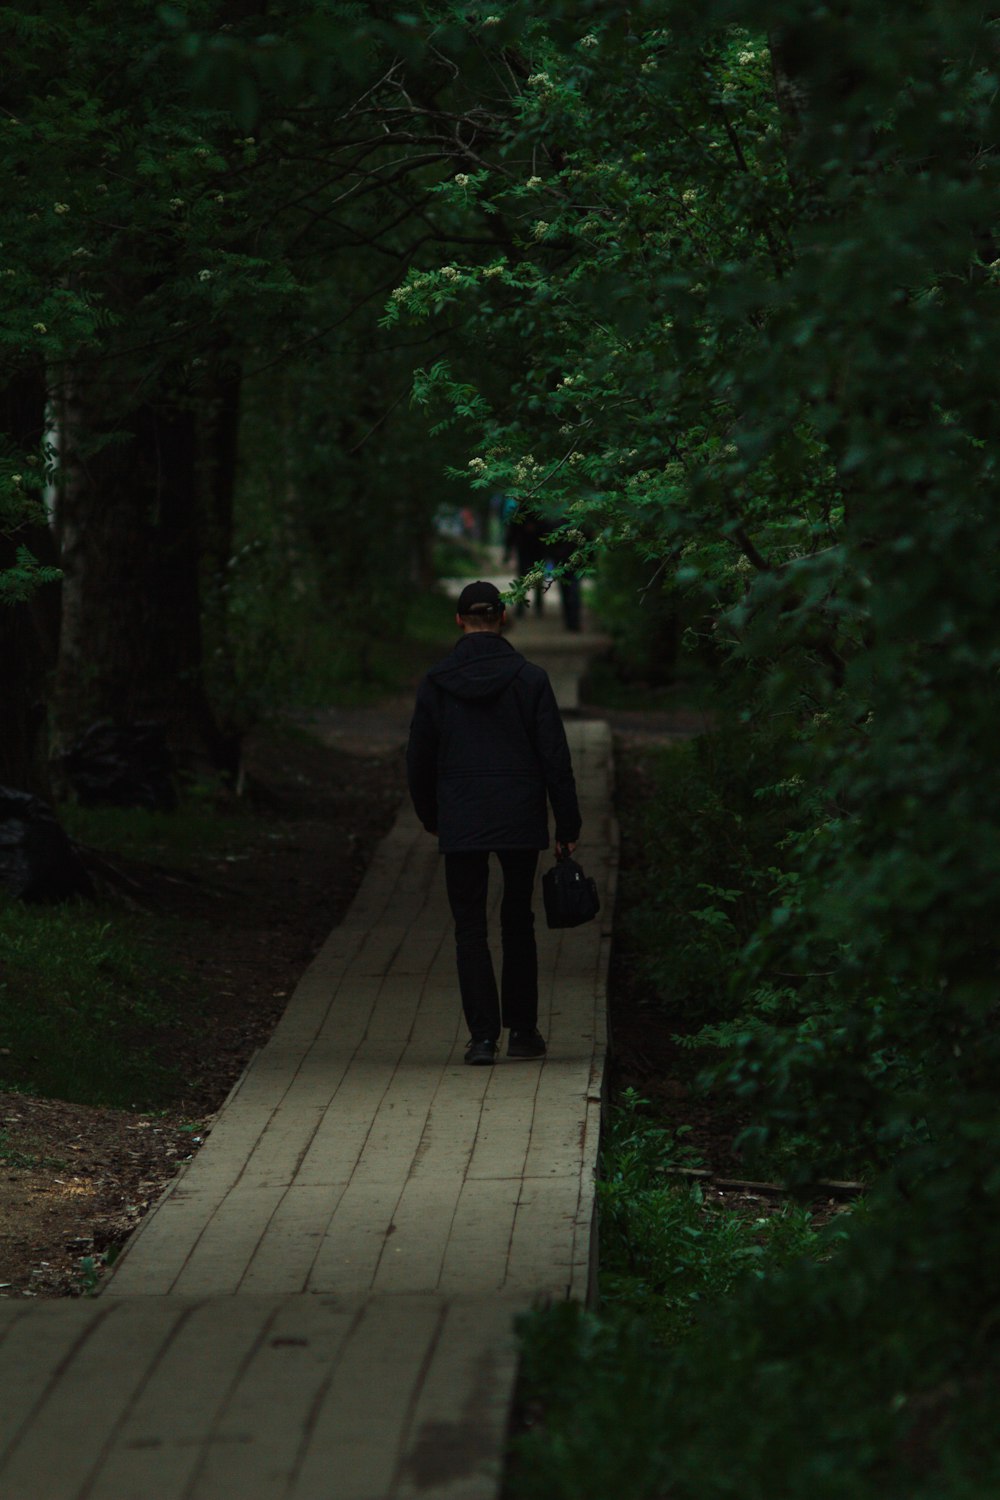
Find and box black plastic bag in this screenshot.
[62,721,177,811]
[0,787,92,902]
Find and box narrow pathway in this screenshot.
[0,609,616,1500]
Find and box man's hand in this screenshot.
[555,840,577,858]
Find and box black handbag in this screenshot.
[542,852,600,929]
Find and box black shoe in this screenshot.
[464,1037,497,1066]
[507,1028,547,1060]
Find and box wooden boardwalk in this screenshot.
[0,615,616,1500]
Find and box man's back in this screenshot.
[407,630,579,853]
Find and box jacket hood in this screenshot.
[427,633,526,702]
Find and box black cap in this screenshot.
[457,580,504,615]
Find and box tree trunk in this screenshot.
[53,376,238,778]
[0,371,59,796]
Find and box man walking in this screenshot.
[406,581,582,1065]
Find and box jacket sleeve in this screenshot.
[533,673,582,843]
[406,681,440,832]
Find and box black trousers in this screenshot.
[443,849,540,1042]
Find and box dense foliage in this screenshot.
[382,1,1000,1491]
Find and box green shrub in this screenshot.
[618,727,802,1022]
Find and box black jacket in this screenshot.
[406,632,582,853]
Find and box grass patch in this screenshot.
[0,1129,65,1172]
[598,1089,827,1343]
[0,898,181,1109]
[59,796,250,867]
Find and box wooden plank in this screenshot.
[189,1297,360,1500]
[0,1301,184,1500]
[291,1296,445,1500]
[238,1184,346,1295]
[438,1179,520,1296]
[85,1298,283,1500]
[170,1183,290,1297]
[393,1297,528,1500]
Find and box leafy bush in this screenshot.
[598,1089,826,1343]
[617,729,802,1023]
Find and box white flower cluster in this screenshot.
[53,203,70,214]
[441,265,461,281]
[454,173,470,187]
[391,271,437,305]
[682,189,697,205]
[513,455,539,484]
[580,34,599,49]
[738,49,756,65]
[198,269,213,281]
[468,457,487,473]
[482,14,501,25]
[482,263,505,279]
[32,322,47,333]
[526,176,544,189]
[532,220,551,239]
[527,73,551,89]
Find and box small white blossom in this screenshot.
[194,147,211,159]
[32,322,47,333]
[453,173,470,187]
[482,14,501,25]
[527,73,551,89]
[215,194,225,204]
[391,285,409,302]
[482,263,504,279]
[526,176,544,189]
[532,220,551,239]
[53,202,70,214]
[467,457,487,472]
[440,265,461,281]
[682,189,697,205]
[580,34,599,49]
[738,49,756,65]
[11,474,22,484]
[198,269,213,281]
[96,183,108,194]
[169,198,184,210]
